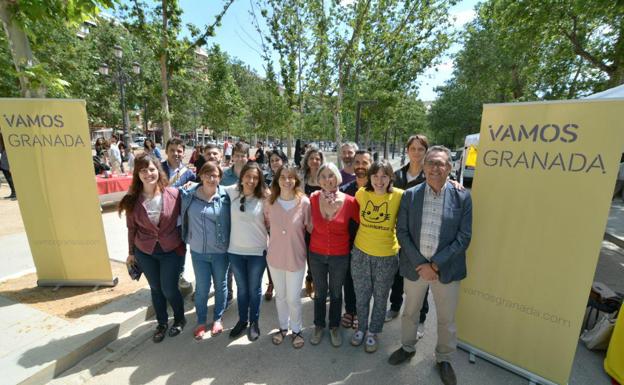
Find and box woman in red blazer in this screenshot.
[119,153,186,343]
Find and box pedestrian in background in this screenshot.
[119,153,186,343]
[180,161,231,339]
[144,139,162,160]
[0,133,16,200]
[265,164,311,348]
[350,160,403,353]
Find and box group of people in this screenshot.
[120,136,472,385]
[93,136,164,175]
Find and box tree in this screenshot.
[0,0,115,97]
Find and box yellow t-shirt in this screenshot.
[354,187,404,257]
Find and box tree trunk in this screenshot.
[333,79,344,168]
[160,0,172,144]
[0,0,45,97]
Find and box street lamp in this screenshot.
[99,45,141,148]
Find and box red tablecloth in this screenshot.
[95,175,133,195]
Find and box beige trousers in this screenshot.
[401,278,460,363]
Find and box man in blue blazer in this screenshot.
[388,145,472,385]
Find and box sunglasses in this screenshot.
[239,196,246,212]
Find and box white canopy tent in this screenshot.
[584,84,624,99]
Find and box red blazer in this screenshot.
[126,187,184,256]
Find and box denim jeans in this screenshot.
[309,252,350,328]
[135,247,185,325]
[191,250,229,325]
[228,252,267,323]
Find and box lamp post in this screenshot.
[354,100,377,147]
[99,45,140,148]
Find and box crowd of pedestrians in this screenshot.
[120,136,472,385]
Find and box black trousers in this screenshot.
[2,169,15,197]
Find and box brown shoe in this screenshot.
[264,283,274,301]
[437,362,457,385]
[305,279,314,298]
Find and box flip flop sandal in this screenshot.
[341,313,354,328]
[272,329,288,345]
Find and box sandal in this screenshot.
[211,320,223,336]
[291,331,305,349]
[153,323,168,343]
[341,313,354,328]
[194,324,207,340]
[272,329,288,345]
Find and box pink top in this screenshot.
[309,191,359,256]
[264,196,312,272]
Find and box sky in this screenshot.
[174,0,480,101]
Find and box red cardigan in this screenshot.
[309,192,359,256]
[126,187,185,256]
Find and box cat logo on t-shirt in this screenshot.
[362,201,390,223]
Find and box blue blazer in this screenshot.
[397,181,472,284]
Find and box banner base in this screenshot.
[458,341,564,385]
[37,277,119,288]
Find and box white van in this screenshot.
[459,133,479,186]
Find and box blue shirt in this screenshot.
[187,191,227,254]
[161,160,196,188]
[220,167,239,187]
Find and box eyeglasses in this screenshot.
[239,196,246,212]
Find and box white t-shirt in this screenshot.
[225,185,268,255]
[142,194,162,226]
[108,143,121,163]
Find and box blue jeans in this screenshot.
[135,247,185,325]
[191,250,229,325]
[228,252,266,323]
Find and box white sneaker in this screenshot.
[417,322,425,339]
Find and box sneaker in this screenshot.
[388,347,416,365]
[351,330,365,346]
[152,323,168,343]
[364,333,378,353]
[417,322,425,339]
[229,320,248,338]
[329,327,342,347]
[310,326,324,345]
[168,317,187,337]
[248,321,260,341]
[385,309,399,322]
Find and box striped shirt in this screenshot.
[419,183,445,260]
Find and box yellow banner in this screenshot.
[457,99,624,385]
[0,98,113,286]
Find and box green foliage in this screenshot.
[428,0,623,147]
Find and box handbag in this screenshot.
[127,261,142,281]
[581,313,617,350]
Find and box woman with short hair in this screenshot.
[309,162,359,347]
[180,161,231,339]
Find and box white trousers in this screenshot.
[268,265,305,333]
